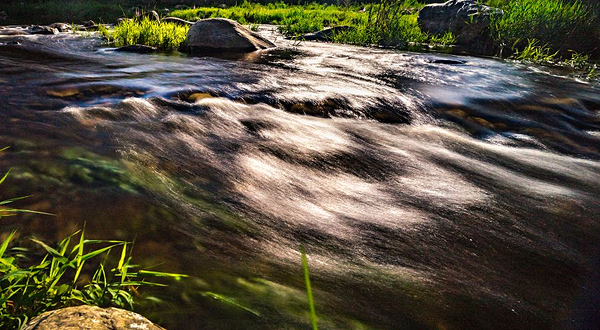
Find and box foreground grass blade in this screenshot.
[203,292,260,316]
[0,230,17,258]
[301,245,318,330]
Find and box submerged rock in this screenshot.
[429,58,466,65]
[23,305,166,330]
[115,44,158,53]
[302,26,355,41]
[0,29,28,36]
[182,18,275,54]
[81,20,100,31]
[49,23,72,32]
[30,25,58,35]
[0,11,7,21]
[418,0,502,53]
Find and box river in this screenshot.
[0,26,599,330]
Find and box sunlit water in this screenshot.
[1,26,599,330]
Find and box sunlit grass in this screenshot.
[171,1,367,36]
[101,18,189,51]
[170,1,455,47]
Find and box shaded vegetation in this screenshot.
[1,0,135,25]
[488,0,600,59]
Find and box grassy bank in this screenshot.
[168,0,597,74]
[170,1,455,46]
[487,0,599,59]
[2,1,598,72]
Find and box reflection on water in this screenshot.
[1,27,599,330]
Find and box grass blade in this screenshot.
[301,245,318,330]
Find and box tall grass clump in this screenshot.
[490,0,599,57]
[333,0,455,47]
[103,18,189,51]
[0,229,185,329]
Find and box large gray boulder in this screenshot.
[418,0,502,45]
[23,305,166,330]
[182,18,275,54]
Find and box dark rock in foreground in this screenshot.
[182,18,275,54]
[23,305,166,330]
[418,0,502,54]
[302,26,355,41]
[115,44,159,53]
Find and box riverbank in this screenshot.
[3,1,599,64]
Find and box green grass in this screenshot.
[170,1,455,47]
[1,147,51,220]
[301,246,318,330]
[514,39,559,63]
[489,0,599,58]
[100,18,189,51]
[0,229,186,329]
[171,1,367,36]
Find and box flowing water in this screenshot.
[1,26,599,330]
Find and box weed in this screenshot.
[490,0,598,57]
[0,229,186,329]
[514,39,558,63]
[103,18,189,51]
[301,246,318,330]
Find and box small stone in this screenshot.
[301,26,355,42]
[115,17,133,26]
[49,23,72,32]
[188,93,213,102]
